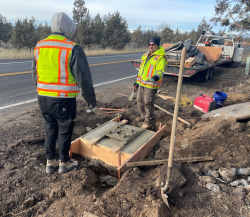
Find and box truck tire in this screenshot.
[195,69,209,82]
[201,69,209,82]
[208,68,214,80]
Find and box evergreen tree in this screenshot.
[171,28,182,43]
[11,17,37,49]
[74,10,92,47]
[72,0,87,25]
[0,13,12,43]
[211,0,250,32]
[194,17,213,43]
[160,26,174,43]
[90,13,104,46]
[131,26,145,47]
[35,22,51,41]
[101,11,130,50]
[143,29,158,45]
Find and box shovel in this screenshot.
[161,47,187,209]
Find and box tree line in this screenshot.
[0,0,247,50]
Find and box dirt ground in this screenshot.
[1,52,250,217]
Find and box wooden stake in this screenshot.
[116,93,129,97]
[154,104,191,127]
[157,94,174,100]
[118,152,121,180]
[126,156,214,168]
[106,111,124,114]
[99,108,127,111]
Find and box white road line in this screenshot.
[0,75,136,110]
[0,99,37,110]
[0,61,32,64]
[93,75,135,87]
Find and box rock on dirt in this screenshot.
[211,170,219,178]
[230,179,248,187]
[199,176,217,184]
[160,162,187,196]
[206,183,220,193]
[218,168,236,183]
[100,175,118,187]
[243,185,250,193]
[236,168,250,176]
[232,187,246,200]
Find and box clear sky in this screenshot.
[0,0,224,33]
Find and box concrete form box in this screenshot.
[70,117,166,178]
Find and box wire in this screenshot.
[171,94,193,108]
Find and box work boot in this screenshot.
[58,159,78,174]
[46,159,59,174]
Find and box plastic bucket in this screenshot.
[213,91,227,108]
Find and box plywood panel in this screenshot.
[197,46,222,61]
[163,44,173,50]
[202,102,250,120]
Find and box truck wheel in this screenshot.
[208,68,214,80]
[195,70,209,82]
[201,69,209,82]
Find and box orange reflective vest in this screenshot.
[34,35,79,98]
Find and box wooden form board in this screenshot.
[202,102,250,120]
[117,125,166,174]
[184,57,196,68]
[197,46,222,61]
[70,123,166,178]
[71,138,131,167]
[70,115,159,168]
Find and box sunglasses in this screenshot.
[148,43,156,46]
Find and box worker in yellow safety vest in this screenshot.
[135,36,167,129]
[32,12,96,174]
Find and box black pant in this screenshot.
[38,96,76,162]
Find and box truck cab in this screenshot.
[196,31,243,62]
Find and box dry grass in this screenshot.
[0,47,147,60]
[0,47,34,60]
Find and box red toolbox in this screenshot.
[194,94,216,113]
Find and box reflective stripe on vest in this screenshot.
[35,36,79,98]
[136,76,162,88]
[137,55,162,88]
[146,55,160,79]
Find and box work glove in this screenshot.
[134,81,139,88]
[86,104,95,113]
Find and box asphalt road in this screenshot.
[1,44,249,113]
[0,53,143,110]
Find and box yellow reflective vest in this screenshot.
[136,46,167,89]
[34,35,79,98]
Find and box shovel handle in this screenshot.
[164,47,187,190]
